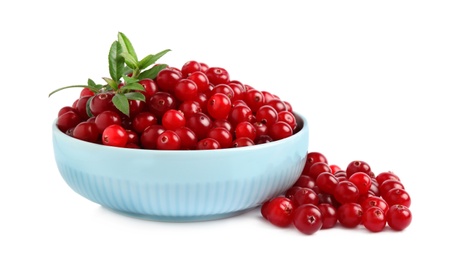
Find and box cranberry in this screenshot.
[228,82,245,101]
[293,187,319,206]
[307,162,332,181]
[292,204,323,235]
[94,110,121,132]
[229,105,252,126]
[58,106,77,117]
[255,135,273,144]
[186,112,213,140]
[102,124,128,147]
[205,67,230,85]
[337,202,363,228]
[346,160,371,178]
[148,92,177,118]
[174,127,197,150]
[284,186,303,201]
[174,79,198,101]
[232,137,254,148]
[386,204,412,231]
[244,89,265,112]
[315,172,339,195]
[89,92,117,116]
[126,129,139,145]
[196,137,221,150]
[278,111,297,130]
[329,164,342,174]
[57,111,81,133]
[379,179,405,198]
[318,203,338,229]
[76,95,92,120]
[301,152,328,176]
[256,105,278,127]
[207,127,233,148]
[155,67,182,93]
[140,125,164,149]
[266,99,287,113]
[210,84,234,101]
[360,196,389,215]
[376,171,401,185]
[157,130,181,150]
[132,112,158,134]
[362,206,386,232]
[80,87,95,97]
[294,175,316,189]
[207,93,232,120]
[269,121,293,141]
[178,100,202,119]
[383,188,411,207]
[72,122,99,143]
[261,197,294,228]
[138,78,158,99]
[235,121,256,141]
[334,181,360,204]
[187,71,210,93]
[161,109,186,131]
[181,60,201,78]
[348,172,372,196]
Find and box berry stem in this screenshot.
[48,85,87,97]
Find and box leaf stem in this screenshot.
[48,85,87,97]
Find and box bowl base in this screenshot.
[102,206,257,222]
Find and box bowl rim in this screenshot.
[53,111,309,154]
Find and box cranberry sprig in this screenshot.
[261,152,412,234]
[48,32,171,117]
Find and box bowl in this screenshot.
[51,112,309,222]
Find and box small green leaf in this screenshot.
[87,78,96,87]
[120,83,145,92]
[123,66,133,77]
[138,64,168,80]
[125,92,146,101]
[112,93,129,116]
[138,49,171,70]
[121,52,139,69]
[85,96,94,117]
[118,32,138,61]
[103,77,118,90]
[108,41,125,82]
[123,75,139,85]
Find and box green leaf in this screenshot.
[123,75,139,85]
[103,77,118,90]
[123,66,133,76]
[118,32,138,61]
[121,52,139,69]
[85,96,94,118]
[124,92,146,101]
[138,64,168,80]
[112,93,129,116]
[108,41,125,82]
[87,78,104,92]
[120,83,145,92]
[138,49,171,70]
[87,78,96,87]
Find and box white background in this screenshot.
[1,0,449,259]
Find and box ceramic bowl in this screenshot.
[51,112,309,222]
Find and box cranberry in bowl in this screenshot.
[51,112,309,222]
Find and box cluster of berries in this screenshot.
[56,60,298,150]
[261,152,412,234]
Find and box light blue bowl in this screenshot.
[52,112,309,222]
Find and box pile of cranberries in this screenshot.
[261,152,412,234]
[55,61,299,150]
